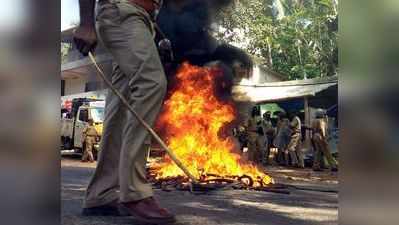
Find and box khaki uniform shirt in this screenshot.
[262,119,274,135]
[290,116,301,134]
[83,125,98,138]
[312,118,328,139]
[246,117,258,133]
[273,118,291,149]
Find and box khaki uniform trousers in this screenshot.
[312,133,337,170]
[258,135,268,164]
[247,132,262,164]
[84,1,167,208]
[287,133,304,167]
[82,136,96,162]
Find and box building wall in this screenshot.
[253,65,286,83]
[62,61,285,96]
[63,76,88,96]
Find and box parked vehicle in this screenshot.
[61,97,105,157]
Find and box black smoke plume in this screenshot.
[157,0,253,99]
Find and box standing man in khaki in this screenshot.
[82,119,98,163]
[311,109,338,172]
[273,112,291,166]
[261,111,275,165]
[73,0,176,223]
[245,106,262,164]
[287,112,304,168]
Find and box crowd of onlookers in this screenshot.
[234,106,338,172]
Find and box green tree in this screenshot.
[61,42,72,64]
[61,22,79,64]
[215,0,338,79]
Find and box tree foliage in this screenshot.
[61,43,72,64]
[215,0,338,79]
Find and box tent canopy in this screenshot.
[232,76,337,109]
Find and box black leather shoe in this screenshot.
[82,201,130,217]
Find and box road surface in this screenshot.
[62,156,338,225]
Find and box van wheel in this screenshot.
[64,138,73,150]
[93,151,98,160]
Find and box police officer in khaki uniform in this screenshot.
[245,106,263,164]
[261,111,275,164]
[287,112,304,168]
[311,109,338,172]
[82,119,98,163]
[74,0,176,223]
[273,112,291,165]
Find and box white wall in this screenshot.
[64,76,87,96]
[251,65,285,84]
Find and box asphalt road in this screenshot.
[61,156,338,225]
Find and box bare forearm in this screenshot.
[79,0,96,26]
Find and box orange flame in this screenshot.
[155,63,272,186]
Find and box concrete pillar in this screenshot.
[303,96,311,151]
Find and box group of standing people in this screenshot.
[273,111,304,168]
[235,106,338,172]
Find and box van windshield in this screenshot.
[90,107,105,123]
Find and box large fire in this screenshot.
[154,63,272,186]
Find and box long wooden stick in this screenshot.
[88,52,198,183]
